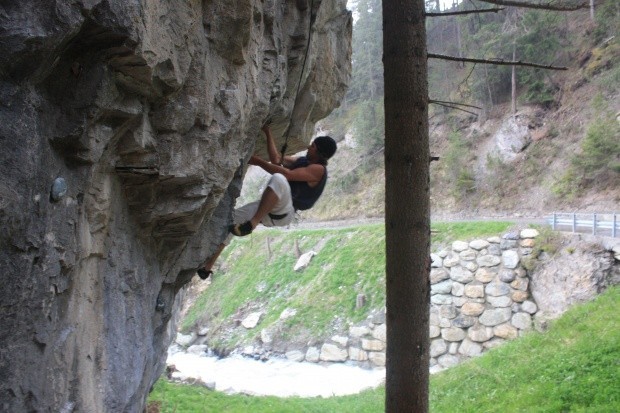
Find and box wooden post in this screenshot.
[593,213,596,235]
[356,293,367,309]
[294,239,301,258]
[267,237,272,260]
[572,213,576,233]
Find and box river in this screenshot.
[167,347,385,398]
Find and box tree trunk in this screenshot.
[455,15,464,68]
[484,64,494,106]
[511,41,517,115]
[383,0,430,412]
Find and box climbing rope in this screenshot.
[279,0,316,165]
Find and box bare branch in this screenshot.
[430,101,480,116]
[429,99,482,109]
[475,0,588,11]
[427,8,503,17]
[461,63,478,89]
[428,53,568,70]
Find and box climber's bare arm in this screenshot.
[249,155,323,185]
[261,124,296,166]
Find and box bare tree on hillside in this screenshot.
[502,8,525,114]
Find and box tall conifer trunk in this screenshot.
[383,0,430,411]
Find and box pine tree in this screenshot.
[348,0,383,103]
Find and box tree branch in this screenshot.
[429,99,482,109]
[428,53,568,70]
[475,0,588,11]
[430,101,479,116]
[426,8,503,17]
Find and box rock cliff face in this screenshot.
[0,1,351,411]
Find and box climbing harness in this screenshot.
[279,0,316,165]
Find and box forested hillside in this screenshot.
[240,0,619,220]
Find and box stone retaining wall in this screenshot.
[283,228,542,371]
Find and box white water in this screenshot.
[167,351,385,398]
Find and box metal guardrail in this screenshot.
[546,212,618,238]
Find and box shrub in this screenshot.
[553,95,620,196]
[592,0,620,44]
[571,101,620,180]
[484,154,505,193]
[532,226,562,257]
[551,168,580,199]
[444,131,476,196]
[456,170,476,195]
[352,99,385,151]
[518,71,559,108]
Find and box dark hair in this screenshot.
[313,136,337,160]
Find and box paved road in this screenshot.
[271,215,619,249]
[287,215,548,231]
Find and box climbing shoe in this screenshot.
[229,221,253,236]
[197,269,213,280]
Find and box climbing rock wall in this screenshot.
[0,1,351,411]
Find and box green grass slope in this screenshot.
[181,221,514,350]
[430,285,620,413]
[150,286,619,412]
[181,224,387,348]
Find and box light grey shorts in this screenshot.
[224,173,295,244]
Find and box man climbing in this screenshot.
[197,124,337,280]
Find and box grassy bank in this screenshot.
[150,286,620,412]
[429,285,620,412]
[181,221,514,349]
[148,380,383,413]
[180,224,388,346]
